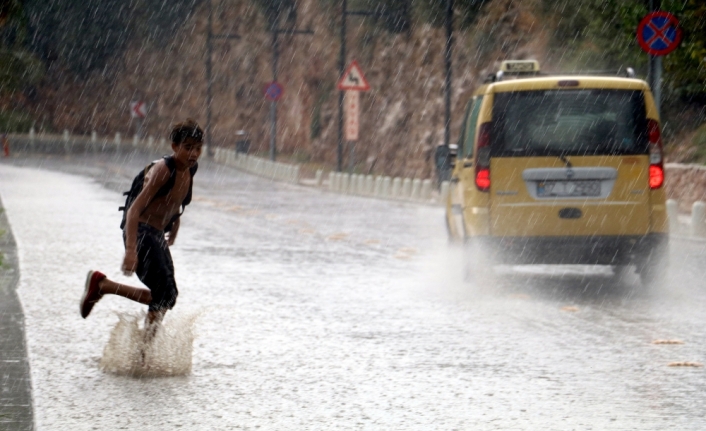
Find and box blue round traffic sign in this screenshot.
[264,81,284,102]
[637,11,682,56]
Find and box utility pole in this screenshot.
[444,0,453,149]
[338,0,347,172]
[268,25,313,162]
[205,0,240,158]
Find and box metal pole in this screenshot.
[348,141,354,173]
[444,0,453,148]
[205,0,214,157]
[270,30,279,161]
[648,0,662,117]
[337,0,347,172]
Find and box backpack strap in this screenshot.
[164,160,198,232]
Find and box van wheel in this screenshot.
[637,263,667,287]
[636,250,669,288]
[463,241,493,283]
[610,265,633,282]
[445,216,458,244]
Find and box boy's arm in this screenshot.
[166,217,179,246]
[122,162,170,274]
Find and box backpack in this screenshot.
[119,156,198,232]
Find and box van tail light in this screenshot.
[647,119,664,189]
[475,122,492,192]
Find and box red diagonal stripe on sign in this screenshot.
[646,20,672,46]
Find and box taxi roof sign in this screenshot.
[500,60,540,73]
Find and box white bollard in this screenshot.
[356,174,365,195]
[328,172,336,191]
[350,174,358,194]
[91,131,97,143]
[391,177,402,198]
[411,179,422,200]
[316,169,324,187]
[63,129,70,153]
[148,136,154,150]
[374,176,383,197]
[114,132,122,150]
[421,179,432,200]
[28,127,35,152]
[666,199,679,234]
[401,178,412,199]
[341,174,350,194]
[440,181,450,205]
[293,165,301,184]
[692,201,706,236]
[133,134,139,147]
[382,177,392,198]
[365,175,374,195]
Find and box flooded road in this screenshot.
[1,154,705,430]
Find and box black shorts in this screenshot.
[123,223,178,313]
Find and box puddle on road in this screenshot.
[100,311,200,378]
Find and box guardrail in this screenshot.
[18,131,706,224]
[213,145,445,205]
[6,130,170,155]
[5,131,448,205]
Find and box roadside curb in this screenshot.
[0,197,34,431]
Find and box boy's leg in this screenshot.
[80,271,152,318]
[144,310,165,342]
[99,278,152,305]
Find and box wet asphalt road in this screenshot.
[0,153,705,430]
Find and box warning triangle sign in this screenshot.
[337,60,370,91]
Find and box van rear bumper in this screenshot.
[476,233,668,265]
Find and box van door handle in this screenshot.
[450,177,460,184]
[463,161,473,168]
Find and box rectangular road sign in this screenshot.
[345,91,359,141]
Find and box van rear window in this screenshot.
[491,90,648,157]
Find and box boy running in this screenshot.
[80,119,203,335]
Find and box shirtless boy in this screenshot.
[80,119,203,334]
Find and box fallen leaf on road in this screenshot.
[652,340,684,345]
[668,362,702,367]
[561,306,579,312]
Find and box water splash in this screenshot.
[100,311,199,378]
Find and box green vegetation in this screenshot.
[540,0,706,145]
[0,0,44,125]
[0,108,33,132]
[22,0,203,77]
[690,123,706,163]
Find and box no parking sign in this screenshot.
[637,11,682,56]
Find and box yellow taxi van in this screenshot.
[446,60,668,286]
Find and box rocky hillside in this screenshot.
[27,0,701,179]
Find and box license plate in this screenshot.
[537,180,600,197]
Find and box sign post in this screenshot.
[130,101,147,138]
[337,60,370,173]
[636,9,682,117]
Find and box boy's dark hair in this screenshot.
[170,118,204,144]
